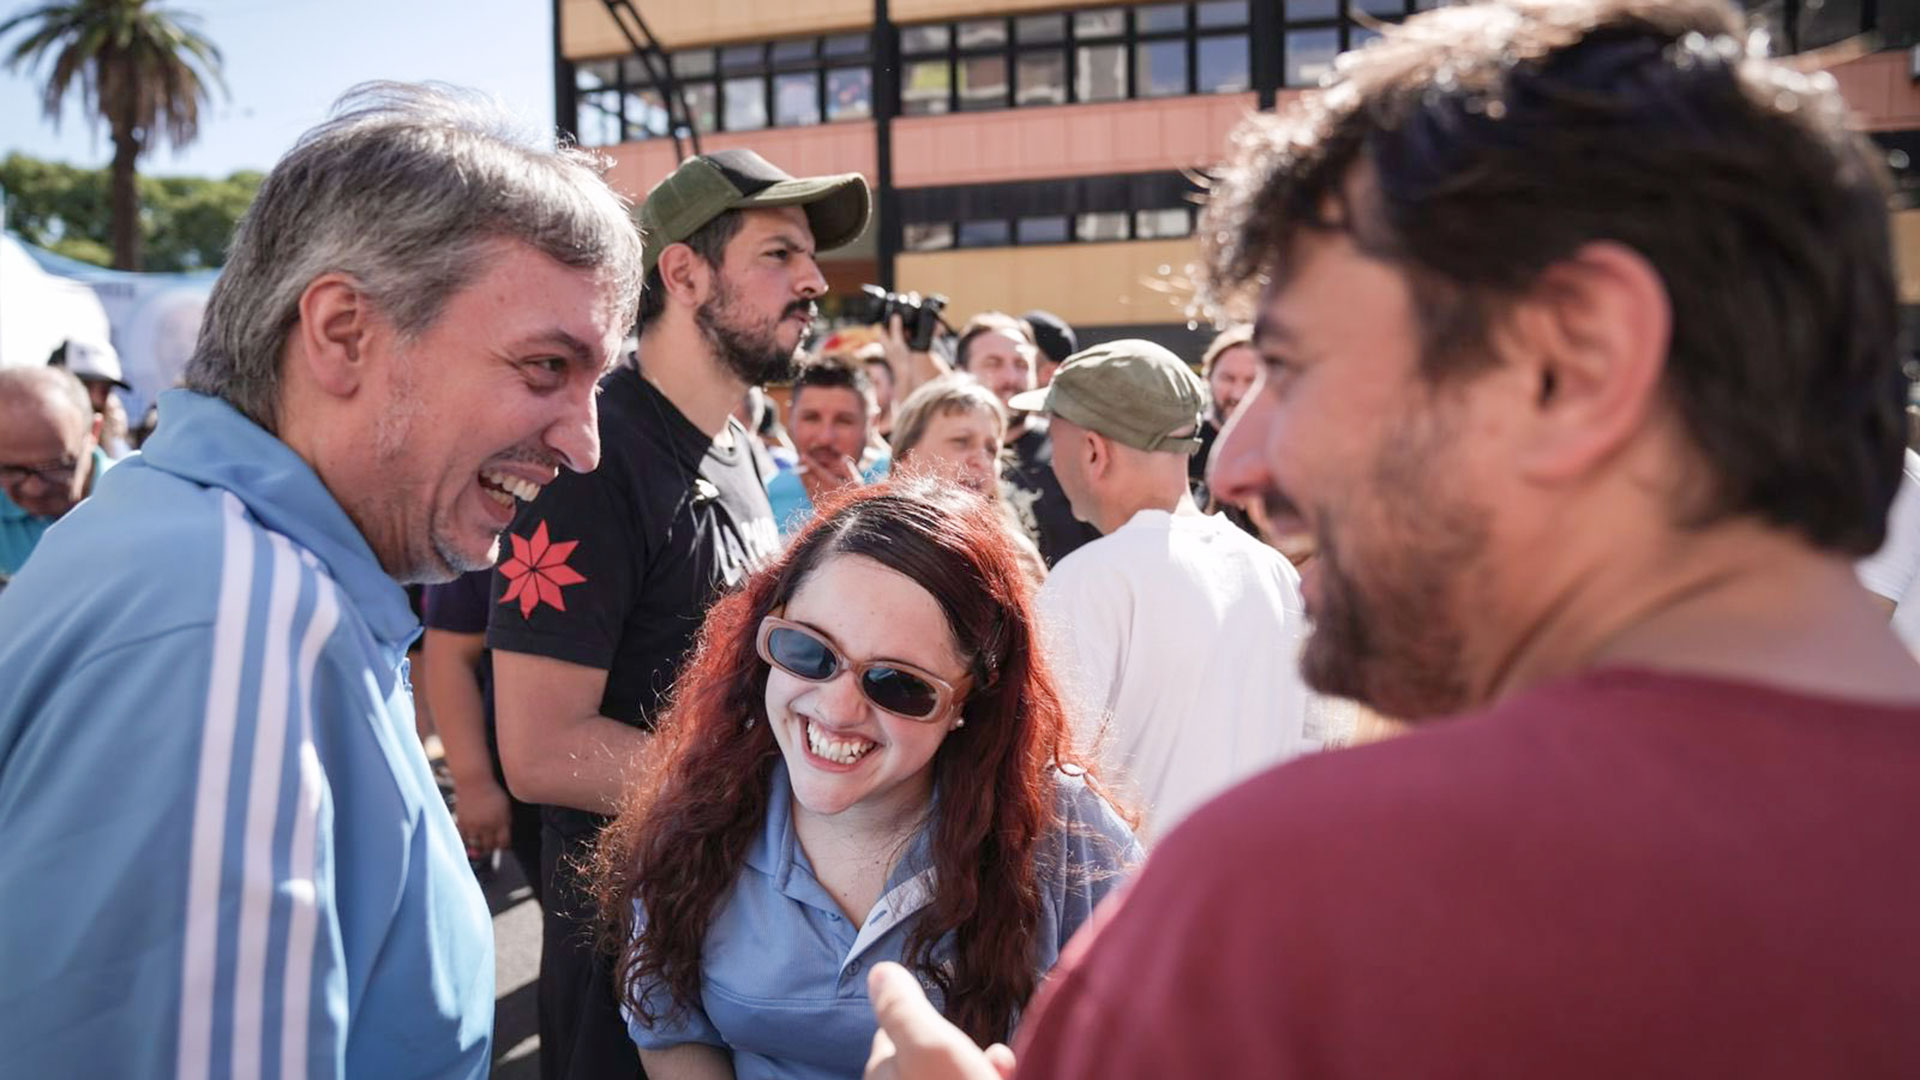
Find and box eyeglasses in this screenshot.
[756,615,968,722]
[0,458,81,488]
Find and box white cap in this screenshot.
[55,339,130,391]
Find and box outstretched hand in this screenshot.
[866,962,1017,1080]
[883,313,949,401]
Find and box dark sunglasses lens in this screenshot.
[862,666,941,718]
[767,626,838,680]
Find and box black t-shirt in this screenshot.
[487,363,779,837]
[422,568,495,703]
[1187,416,1260,538]
[1003,418,1102,567]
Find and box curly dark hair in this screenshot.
[1200,0,1904,555]
[590,475,1125,1047]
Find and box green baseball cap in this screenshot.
[1006,339,1207,454]
[638,148,871,273]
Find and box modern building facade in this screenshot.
[554,0,1920,358]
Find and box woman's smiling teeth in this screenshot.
[480,469,540,508]
[806,719,877,765]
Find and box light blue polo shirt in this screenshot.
[766,453,891,539]
[627,759,1139,1079]
[0,446,111,579]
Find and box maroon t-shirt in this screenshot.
[1016,669,1920,1078]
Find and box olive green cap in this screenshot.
[1005,339,1207,454]
[638,148,871,273]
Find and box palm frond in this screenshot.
[0,0,225,151]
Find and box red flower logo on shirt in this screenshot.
[498,521,586,617]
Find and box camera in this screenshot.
[854,285,948,352]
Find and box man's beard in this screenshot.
[696,274,811,386]
[1298,406,1489,721]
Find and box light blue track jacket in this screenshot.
[0,390,494,1078]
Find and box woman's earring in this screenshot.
[950,718,965,731]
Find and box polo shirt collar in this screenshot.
[748,758,943,957]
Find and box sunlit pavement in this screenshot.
[478,853,542,1079]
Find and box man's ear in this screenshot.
[86,410,103,444]
[1503,240,1671,484]
[292,272,377,399]
[1084,428,1113,480]
[656,243,713,310]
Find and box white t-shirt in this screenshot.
[1037,508,1322,840]
[1857,448,1920,650]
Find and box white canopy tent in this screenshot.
[2,233,216,421]
[0,232,113,375]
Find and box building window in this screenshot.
[958,54,1010,111]
[1017,13,1066,44]
[1074,8,1126,37]
[774,72,820,126]
[1076,43,1128,102]
[1137,3,1188,34]
[1136,39,1188,98]
[1134,207,1192,239]
[902,24,950,54]
[1196,34,1250,93]
[897,2,1254,115]
[904,223,957,252]
[902,60,952,115]
[571,32,877,145]
[1017,215,1072,244]
[826,67,872,121]
[682,83,717,132]
[900,172,1203,251]
[1077,211,1131,242]
[1017,51,1069,107]
[957,219,1014,248]
[1284,27,1340,87]
[723,77,767,131]
[1282,0,1422,89]
[1197,1,1250,28]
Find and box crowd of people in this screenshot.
[1,0,1918,1077]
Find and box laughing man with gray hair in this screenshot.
[0,82,643,1077]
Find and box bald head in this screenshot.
[1,366,92,421]
[0,366,99,520]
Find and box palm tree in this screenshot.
[1,0,223,270]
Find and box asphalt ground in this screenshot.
[478,852,542,1079]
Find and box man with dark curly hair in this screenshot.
[866,1,1920,1076]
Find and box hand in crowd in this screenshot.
[456,775,513,856]
[882,311,947,402]
[865,963,1015,1080]
[837,454,868,487]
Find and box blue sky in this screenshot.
[0,0,557,178]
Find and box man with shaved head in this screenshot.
[0,365,105,580]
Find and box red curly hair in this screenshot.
[591,475,1117,1046]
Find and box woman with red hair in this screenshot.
[591,476,1138,1080]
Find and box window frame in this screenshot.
[894,1,1261,115]
[571,30,876,145]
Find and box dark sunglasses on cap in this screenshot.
[756,615,968,722]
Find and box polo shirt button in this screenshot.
[829,913,842,922]
[847,960,861,976]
